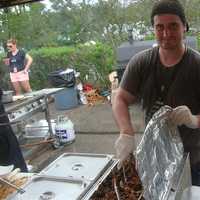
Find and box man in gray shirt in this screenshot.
[113,0,200,185]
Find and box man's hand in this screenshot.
[169,106,199,129]
[115,134,136,169]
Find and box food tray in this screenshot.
[8,175,87,200]
[1,172,33,200]
[84,155,144,200]
[81,158,119,200]
[40,153,114,181]
[8,153,117,200]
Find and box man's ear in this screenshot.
[185,23,189,32]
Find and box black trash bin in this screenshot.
[48,69,76,88]
[48,69,78,110]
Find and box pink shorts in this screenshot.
[10,71,29,82]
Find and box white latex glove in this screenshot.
[114,134,136,169]
[169,106,199,129]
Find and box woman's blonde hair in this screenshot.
[7,38,17,45]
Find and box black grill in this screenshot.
[116,36,197,82]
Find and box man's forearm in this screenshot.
[113,98,135,135]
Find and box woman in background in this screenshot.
[4,38,32,95]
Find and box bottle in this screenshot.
[55,115,75,146]
[79,91,88,104]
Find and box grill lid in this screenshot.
[0,0,42,8]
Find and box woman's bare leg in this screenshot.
[12,81,21,95]
[20,80,32,93]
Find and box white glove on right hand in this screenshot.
[114,134,136,169]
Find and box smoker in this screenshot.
[116,30,198,82]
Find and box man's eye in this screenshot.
[155,25,163,31]
[169,24,179,30]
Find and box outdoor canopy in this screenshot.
[0,0,43,8]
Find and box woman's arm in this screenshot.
[24,53,33,71]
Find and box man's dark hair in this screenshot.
[151,0,189,31]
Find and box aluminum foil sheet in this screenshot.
[135,105,184,200]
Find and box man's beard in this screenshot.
[159,39,180,50]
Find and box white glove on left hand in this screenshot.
[115,134,136,169]
[169,105,199,129]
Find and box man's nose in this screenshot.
[163,28,170,37]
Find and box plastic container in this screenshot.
[54,115,75,146]
[54,87,78,110]
[25,119,56,138]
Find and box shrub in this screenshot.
[29,43,114,89]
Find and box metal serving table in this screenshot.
[7,152,192,200]
[5,106,193,199]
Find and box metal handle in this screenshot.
[0,177,25,194]
[113,176,121,200]
[122,166,127,183]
